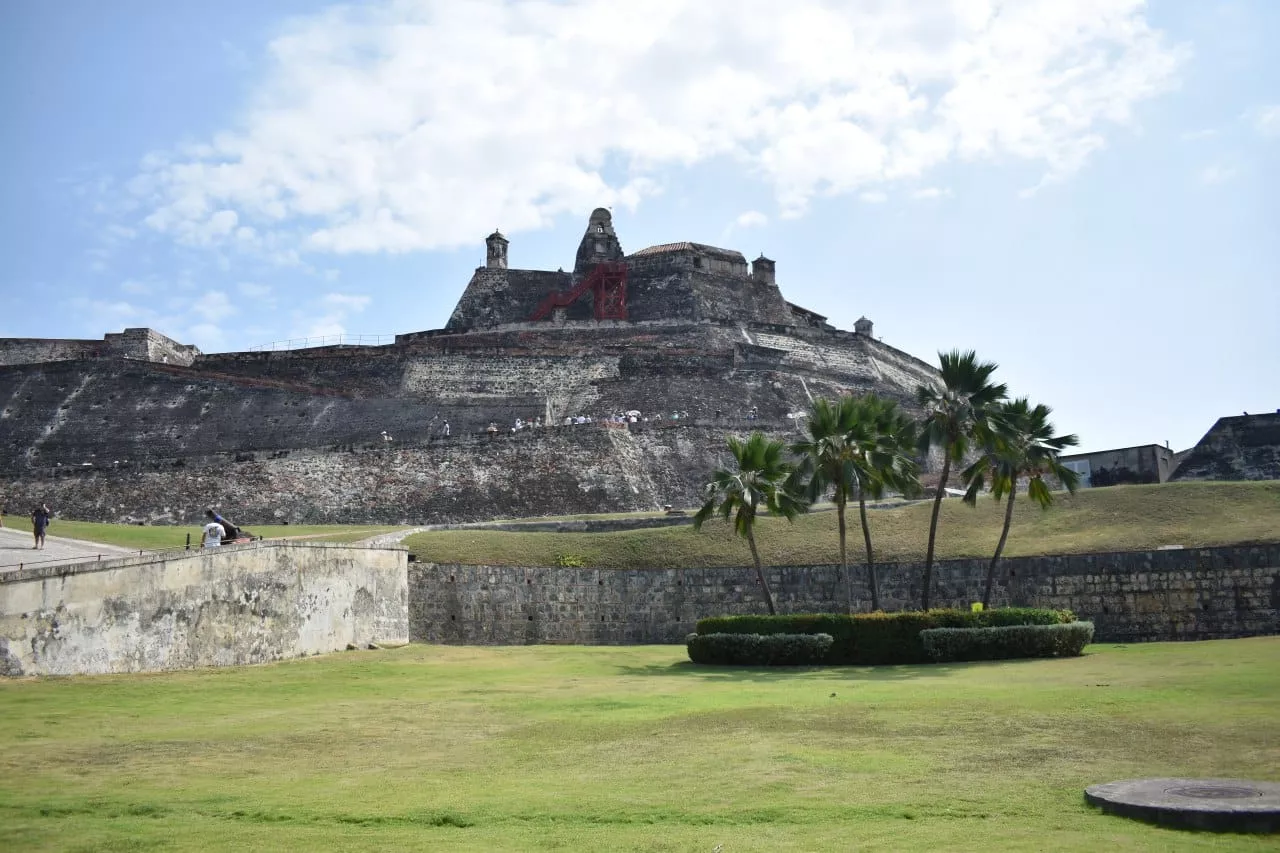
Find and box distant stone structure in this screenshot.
[0,327,200,368]
[1059,412,1280,487]
[0,209,938,524]
[1060,443,1182,487]
[1170,413,1280,482]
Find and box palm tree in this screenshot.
[791,397,860,613]
[916,350,1007,610]
[792,395,920,612]
[694,432,806,615]
[849,396,920,611]
[962,398,1080,608]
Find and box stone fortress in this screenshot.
[0,209,944,524]
[1,209,1273,525]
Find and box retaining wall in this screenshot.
[0,542,408,676]
[409,544,1280,645]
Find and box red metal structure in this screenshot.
[528,262,628,322]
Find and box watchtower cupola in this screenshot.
[855,316,873,337]
[751,254,776,286]
[574,208,625,275]
[485,229,509,269]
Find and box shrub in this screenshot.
[921,622,1095,662]
[695,608,1074,665]
[554,554,586,567]
[686,632,834,666]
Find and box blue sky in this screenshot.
[1,0,1276,454]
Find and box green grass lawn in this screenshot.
[403,481,1280,568]
[0,518,407,550]
[0,639,1276,851]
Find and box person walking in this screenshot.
[31,503,51,549]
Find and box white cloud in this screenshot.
[910,186,952,200]
[129,0,1186,255]
[71,287,234,353]
[321,293,370,312]
[238,282,273,298]
[290,292,374,340]
[1181,128,1218,141]
[859,191,888,204]
[1247,104,1280,137]
[193,290,235,323]
[733,210,768,230]
[1199,163,1237,185]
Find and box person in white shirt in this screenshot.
[201,520,225,549]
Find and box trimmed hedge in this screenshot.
[686,632,834,666]
[694,608,1074,665]
[921,622,1095,662]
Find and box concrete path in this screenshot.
[356,527,427,548]
[0,527,134,572]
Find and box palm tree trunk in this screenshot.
[922,453,952,611]
[858,489,879,611]
[746,528,777,615]
[983,481,1017,608]
[837,494,850,614]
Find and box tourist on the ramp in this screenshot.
[31,503,51,549]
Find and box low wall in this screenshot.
[409,544,1280,645]
[0,542,408,676]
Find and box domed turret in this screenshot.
[485,229,509,269]
[751,254,776,286]
[854,316,873,337]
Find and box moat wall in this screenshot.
[409,544,1280,645]
[0,542,408,676]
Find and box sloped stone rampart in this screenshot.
[0,542,408,676]
[408,545,1280,645]
[1171,413,1280,482]
[0,424,775,525]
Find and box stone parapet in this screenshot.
[0,541,408,676]
[409,544,1280,646]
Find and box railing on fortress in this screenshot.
[247,334,397,352]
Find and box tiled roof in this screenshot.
[629,242,747,261]
[629,241,695,256]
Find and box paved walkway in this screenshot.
[0,527,134,572]
[356,527,427,548]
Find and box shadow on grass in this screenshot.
[613,659,976,682]
[614,652,1085,682]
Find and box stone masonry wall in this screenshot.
[409,544,1280,645]
[0,425,745,524]
[0,541,408,676]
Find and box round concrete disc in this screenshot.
[1085,778,1280,833]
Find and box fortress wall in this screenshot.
[400,354,622,420]
[104,328,200,366]
[0,339,107,366]
[0,542,408,676]
[0,329,200,368]
[410,544,1280,646]
[623,270,700,322]
[0,425,750,524]
[0,361,443,471]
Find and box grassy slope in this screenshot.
[402,481,1280,568]
[0,640,1277,851]
[0,518,407,549]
